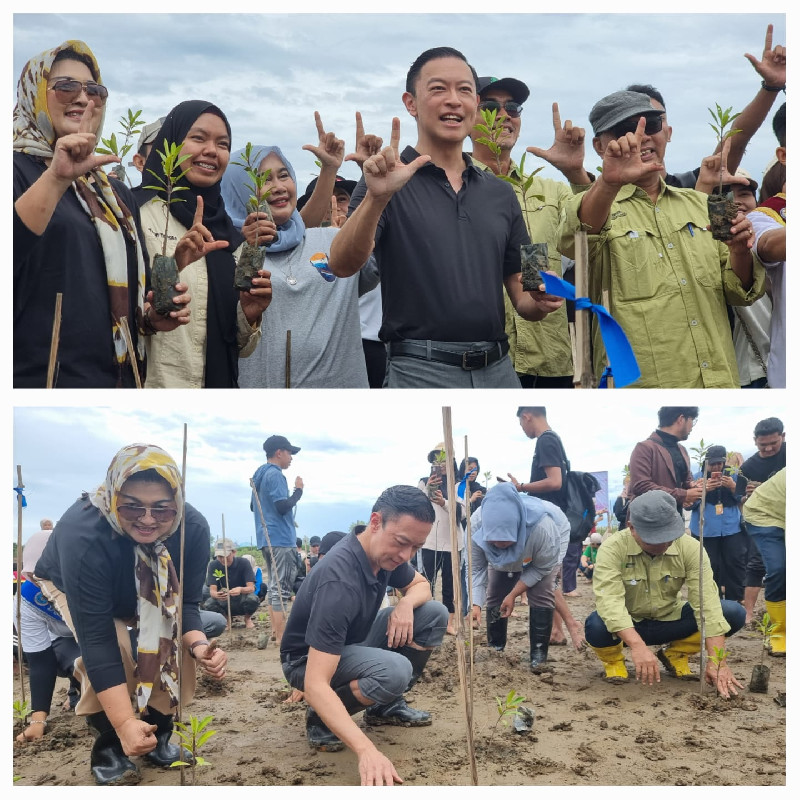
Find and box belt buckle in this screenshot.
[462,349,489,370]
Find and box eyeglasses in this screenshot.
[117,505,178,524]
[607,115,663,140]
[47,78,109,105]
[479,100,523,119]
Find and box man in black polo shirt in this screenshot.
[203,539,259,629]
[328,46,563,388]
[280,486,448,786]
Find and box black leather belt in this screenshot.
[387,340,509,371]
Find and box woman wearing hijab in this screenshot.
[137,100,273,388]
[470,482,570,672]
[34,444,227,785]
[221,145,378,388]
[13,40,190,388]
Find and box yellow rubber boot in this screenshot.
[590,643,628,683]
[764,600,786,657]
[657,631,701,679]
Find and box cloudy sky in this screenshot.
[12,10,787,193]
[12,396,787,548]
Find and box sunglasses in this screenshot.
[117,504,178,524]
[47,78,109,105]
[607,115,663,139]
[479,100,523,119]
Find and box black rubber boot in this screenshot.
[396,646,433,691]
[364,697,432,727]
[86,712,140,786]
[141,707,194,768]
[306,684,367,752]
[486,606,508,651]
[529,606,555,674]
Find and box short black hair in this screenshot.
[296,537,302,548]
[406,46,477,95]
[772,102,786,147]
[52,47,99,82]
[353,524,367,535]
[754,417,784,437]
[372,485,435,525]
[625,84,665,109]
[517,406,546,418]
[657,407,699,427]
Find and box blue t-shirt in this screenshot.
[252,462,296,548]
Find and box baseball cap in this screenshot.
[214,538,236,557]
[296,175,358,211]
[590,532,603,545]
[627,490,685,545]
[136,117,166,153]
[704,445,727,464]
[476,76,530,105]
[263,435,301,456]
[589,90,660,136]
[319,530,347,556]
[309,536,321,547]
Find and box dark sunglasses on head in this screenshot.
[47,78,109,105]
[479,100,523,119]
[117,504,178,523]
[607,115,663,139]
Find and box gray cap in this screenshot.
[214,537,236,556]
[136,117,166,153]
[589,90,660,136]
[627,490,685,545]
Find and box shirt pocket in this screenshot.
[606,224,664,302]
[654,559,686,590]
[621,561,648,587]
[666,212,722,289]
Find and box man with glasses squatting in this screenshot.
[557,91,766,388]
[469,76,593,389]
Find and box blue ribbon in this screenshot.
[13,486,27,508]
[540,272,641,388]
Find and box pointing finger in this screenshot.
[389,117,401,154]
[354,110,365,141]
[78,98,96,134]
[635,116,646,143]
[314,110,325,139]
[551,101,562,132]
[764,23,773,55]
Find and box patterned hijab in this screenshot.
[87,444,184,712]
[13,40,147,370]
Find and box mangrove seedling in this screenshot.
[143,140,192,313]
[708,645,729,698]
[706,103,742,241]
[97,108,145,187]
[427,448,448,498]
[750,612,777,693]
[475,107,546,290]
[231,143,274,290]
[483,470,493,485]
[13,699,31,731]
[170,714,217,785]
[489,689,526,745]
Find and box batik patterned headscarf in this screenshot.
[13,40,146,369]
[87,444,184,712]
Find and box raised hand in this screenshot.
[745,23,786,87]
[344,111,384,169]
[362,117,430,202]
[598,116,662,189]
[526,102,587,179]
[302,111,344,171]
[329,194,347,228]
[174,196,230,270]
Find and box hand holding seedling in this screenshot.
[745,24,786,88]
[696,137,751,196]
[517,271,564,313]
[174,197,230,270]
[195,639,227,680]
[344,111,384,168]
[239,269,273,325]
[386,599,414,648]
[598,117,663,189]
[705,649,743,699]
[144,284,192,331]
[526,102,588,180]
[49,99,118,185]
[720,209,756,255]
[362,118,431,202]
[242,211,277,247]
[118,717,158,757]
[302,111,344,171]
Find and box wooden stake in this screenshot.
[15,466,26,706]
[177,424,188,786]
[442,408,479,785]
[285,330,292,388]
[462,436,475,732]
[118,316,143,388]
[572,232,594,388]
[46,293,63,389]
[221,515,233,644]
[698,462,710,695]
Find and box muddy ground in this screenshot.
[12,583,786,787]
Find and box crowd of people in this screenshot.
[13,407,785,785]
[13,31,786,388]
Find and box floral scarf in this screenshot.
[13,40,146,369]
[87,444,184,712]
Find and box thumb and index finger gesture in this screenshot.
[344,111,384,167]
[526,101,586,170]
[362,118,430,201]
[174,195,230,270]
[50,98,119,182]
[601,116,661,188]
[302,111,344,169]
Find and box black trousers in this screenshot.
[692,529,748,602]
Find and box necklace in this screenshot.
[266,249,298,286]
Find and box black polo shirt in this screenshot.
[280,532,415,661]
[205,556,255,590]
[349,147,529,343]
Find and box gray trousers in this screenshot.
[261,545,298,610]
[486,565,557,608]
[282,600,448,705]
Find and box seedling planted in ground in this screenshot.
[170,714,217,785]
[708,646,729,698]
[13,700,31,733]
[489,689,526,745]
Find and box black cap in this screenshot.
[705,445,727,464]
[476,76,530,105]
[309,536,321,546]
[319,530,347,556]
[263,435,301,456]
[296,175,358,211]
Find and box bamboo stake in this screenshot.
[572,232,593,388]
[46,293,63,389]
[462,436,475,729]
[698,461,710,695]
[118,316,142,388]
[442,408,479,786]
[221,515,233,644]
[285,331,292,388]
[176,424,188,786]
[15,466,26,706]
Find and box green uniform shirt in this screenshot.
[743,468,785,529]
[471,157,576,377]
[559,181,766,387]
[593,528,730,638]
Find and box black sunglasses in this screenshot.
[607,115,663,139]
[117,504,177,524]
[479,100,523,119]
[47,78,109,105]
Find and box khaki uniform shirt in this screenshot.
[559,181,765,387]
[471,157,577,377]
[593,528,730,638]
[743,468,785,529]
[139,199,260,388]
